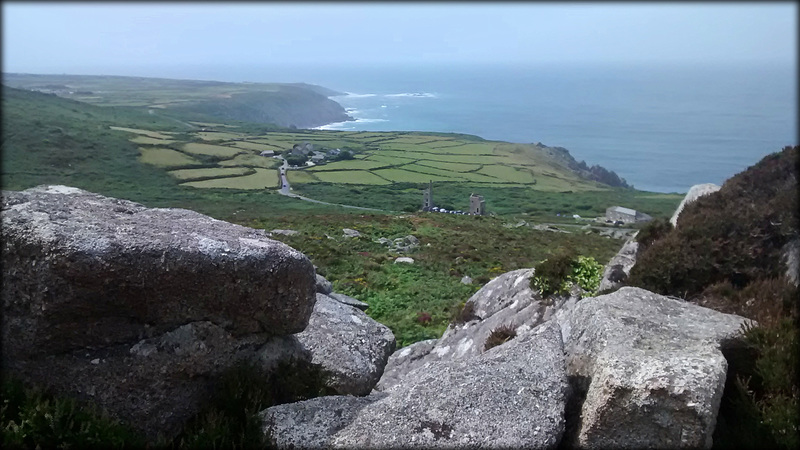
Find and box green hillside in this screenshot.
[2,73,351,128]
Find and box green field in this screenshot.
[218,153,280,168]
[138,147,202,168]
[129,135,176,145]
[109,126,175,139]
[312,170,391,185]
[181,168,278,189]
[169,167,253,181]
[182,142,244,158]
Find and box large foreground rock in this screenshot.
[557,287,751,449]
[377,268,570,391]
[293,293,395,395]
[1,185,317,440]
[2,185,316,360]
[263,322,568,449]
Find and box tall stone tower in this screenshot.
[422,181,434,210]
[469,193,485,215]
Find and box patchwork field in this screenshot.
[181,168,278,189]
[137,147,202,168]
[122,124,620,201]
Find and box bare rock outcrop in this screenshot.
[377,268,570,391]
[597,236,639,292]
[293,293,395,395]
[1,185,318,440]
[556,287,752,449]
[263,321,568,449]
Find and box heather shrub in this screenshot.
[531,248,576,297]
[452,300,480,324]
[484,324,517,351]
[625,146,799,449]
[1,377,143,449]
[634,217,672,255]
[531,249,603,297]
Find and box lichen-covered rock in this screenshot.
[375,339,437,392]
[331,322,568,449]
[1,185,318,440]
[670,183,721,227]
[328,292,368,311]
[377,268,570,391]
[315,273,333,294]
[2,185,316,361]
[295,293,395,395]
[557,287,752,449]
[262,394,384,449]
[597,237,639,292]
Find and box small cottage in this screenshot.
[605,206,652,224]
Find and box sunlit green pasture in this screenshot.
[286,170,321,184]
[415,160,483,172]
[196,131,246,141]
[309,160,392,171]
[109,126,175,139]
[182,143,244,158]
[168,167,253,181]
[365,154,419,164]
[181,168,278,189]
[218,153,280,168]
[312,170,391,185]
[137,147,202,168]
[372,168,463,183]
[228,141,279,152]
[476,164,538,184]
[129,136,176,145]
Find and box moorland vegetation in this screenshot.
[11,72,768,448]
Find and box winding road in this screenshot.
[276,156,386,212]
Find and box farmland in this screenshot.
[102,122,679,217]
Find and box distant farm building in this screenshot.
[259,150,275,157]
[422,180,434,210]
[605,206,652,224]
[469,193,486,215]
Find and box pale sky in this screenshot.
[2,2,797,75]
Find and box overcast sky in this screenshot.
[2,2,797,76]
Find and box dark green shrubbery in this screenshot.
[174,359,333,449]
[1,377,144,449]
[628,146,798,298]
[634,217,673,255]
[531,249,604,298]
[626,146,799,449]
[2,359,333,449]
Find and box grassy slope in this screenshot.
[1,82,673,346]
[2,73,350,129]
[0,86,343,220]
[252,212,623,346]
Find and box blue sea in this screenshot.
[148,62,797,193]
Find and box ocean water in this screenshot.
[149,62,797,193]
